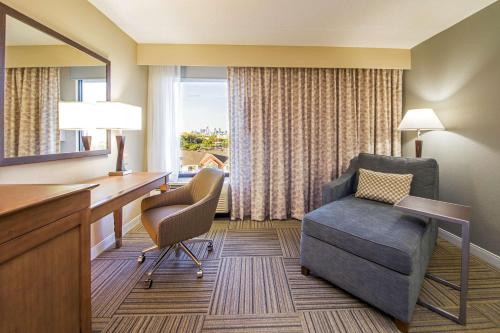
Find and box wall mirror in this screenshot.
[0,3,111,166]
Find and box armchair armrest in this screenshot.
[141,184,192,212]
[322,168,356,205]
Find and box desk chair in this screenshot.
[138,168,224,288]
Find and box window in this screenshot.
[79,80,107,102]
[178,80,229,176]
[78,79,107,150]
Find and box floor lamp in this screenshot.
[398,108,445,158]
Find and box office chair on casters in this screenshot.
[138,168,224,289]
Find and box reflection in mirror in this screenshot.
[3,15,108,158]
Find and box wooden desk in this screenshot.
[0,184,95,333]
[85,172,170,248]
[0,173,169,332]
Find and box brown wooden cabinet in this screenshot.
[0,184,95,333]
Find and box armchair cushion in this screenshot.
[355,168,413,204]
[302,195,431,275]
[353,153,439,199]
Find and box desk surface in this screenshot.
[0,184,96,217]
[84,172,169,209]
[394,195,471,225]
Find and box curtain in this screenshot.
[147,66,181,181]
[4,67,60,157]
[229,67,402,221]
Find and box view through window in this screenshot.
[79,79,107,150]
[178,80,229,176]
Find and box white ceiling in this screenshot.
[6,16,63,46]
[89,0,497,48]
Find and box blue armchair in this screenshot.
[300,153,439,332]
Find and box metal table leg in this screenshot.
[418,221,469,325]
[459,222,470,324]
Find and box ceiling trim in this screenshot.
[137,44,411,69]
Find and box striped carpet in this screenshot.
[92,219,500,333]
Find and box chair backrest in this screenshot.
[189,168,225,204]
[349,153,439,199]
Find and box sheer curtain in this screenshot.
[229,67,402,221]
[146,66,181,181]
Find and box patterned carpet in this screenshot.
[92,219,500,333]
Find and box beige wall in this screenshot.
[403,2,500,255]
[0,0,148,247]
[6,44,103,68]
[138,44,411,69]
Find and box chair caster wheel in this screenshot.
[143,279,153,289]
[207,243,213,252]
[137,255,145,263]
[197,269,203,278]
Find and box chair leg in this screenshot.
[394,319,409,333]
[143,245,173,289]
[137,244,158,263]
[178,242,204,278]
[174,243,181,257]
[184,238,214,251]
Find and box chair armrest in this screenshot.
[141,185,192,212]
[322,169,356,205]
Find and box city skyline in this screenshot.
[187,126,228,136]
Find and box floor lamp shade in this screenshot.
[398,108,445,158]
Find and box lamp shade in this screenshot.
[94,102,142,130]
[59,102,99,129]
[58,101,142,130]
[398,108,445,131]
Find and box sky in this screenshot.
[179,81,228,132]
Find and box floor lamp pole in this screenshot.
[415,129,422,158]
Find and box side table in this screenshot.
[394,195,471,325]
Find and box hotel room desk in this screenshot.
[86,171,170,248]
[0,184,95,333]
[0,173,169,332]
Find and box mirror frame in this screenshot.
[0,3,111,166]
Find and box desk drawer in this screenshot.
[0,211,85,332]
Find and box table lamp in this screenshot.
[398,108,445,158]
[94,102,142,176]
[59,102,97,151]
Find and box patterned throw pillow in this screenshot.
[355,168,413,204]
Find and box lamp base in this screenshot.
[109,170,132,176]
[82,135,92,151]
[110,134,131,176]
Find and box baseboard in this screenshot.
[90,214,142,260]
[438,227,500,269]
